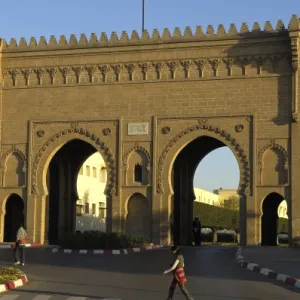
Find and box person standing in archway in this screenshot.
[192,217,201,246]
[163,245,194,300]
[14,223,27,266]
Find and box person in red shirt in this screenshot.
[163,245,194,300]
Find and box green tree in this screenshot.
[83,189,90,203]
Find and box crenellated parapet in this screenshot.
[0,54,290,87]
[0,15,299,53]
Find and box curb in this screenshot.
[52,244,166,255]
[235,246,300,289]
[0,243,41,249]
[0,274,28,293]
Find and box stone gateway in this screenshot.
[0,15,299,246]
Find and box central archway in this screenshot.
[4,194,24,242]
[171,136,241,245]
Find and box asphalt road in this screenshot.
[0,246,299,299]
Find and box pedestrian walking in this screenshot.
[163,245,194,300]
[14,223,27,266]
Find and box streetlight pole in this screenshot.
[142,0,145,32]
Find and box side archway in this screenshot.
[261,192,285,246]
[3,194,24,242]
[125,193,151,241]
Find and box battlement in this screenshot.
[0,15,299,52]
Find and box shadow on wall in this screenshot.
[224,22,293,126]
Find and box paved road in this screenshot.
[0,246,299,299]
[242,246,300,279]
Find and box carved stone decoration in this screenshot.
[7,69,19,86]
[253,56,265,74]
[123,144,151,168]
[59,66,71,84]
[180,60,192,78]
[166,61,178,79]
[111,64,122,81]
[235,124,244,132]
[125,64,136,81]
[103,128,112,136]
[46,67,57,84]
[238,56,252,75]
[257,141,288,167]
[36,130,45,137]
[194,59,207,77]
[21,69,31,85]
[291,38,298,72]
[152,62,164,80]
[70,122,79,129]
[198,117,208,124]
[31,127,116,196]
[33,68,45,85]
[162,126,171,134]
[223,58,234,76]
[1,54,289,88]
[0,145,27,169]
[72,66,84,83]
[292,111,299,123]
[98,65,110,82]
[245,116,251,122]
[209,59,221,76]
[138,63,150,80]
[156,124,250,195]
[85,65,97,82]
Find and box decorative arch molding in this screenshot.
[0,145,27,169]
[1,192,24,215]
[257,140,288,167]
[31,126,116,196]
[156,123,250,195]
[122,143,151,168]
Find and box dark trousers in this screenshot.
[193,231,201,245]
[167,278,193,300]
[14,242,25,264]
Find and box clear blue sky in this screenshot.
[2,1,298,192]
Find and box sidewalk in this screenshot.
[242,246,300,279]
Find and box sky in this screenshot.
[2,1,299,192]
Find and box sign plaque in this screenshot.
[127,122,149,135]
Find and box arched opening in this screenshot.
[76,152,107,233]
[261,192,285,246]
[171,135,240,246]
[126,193,150,240]
[46,139,107,244]
[4,194,24,242]
[134,164,143,183]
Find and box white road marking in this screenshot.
[0,295,20,300]
[65,297,87,300]
[32,295,52,300]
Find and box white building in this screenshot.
[76,152,107,232]
[193,187,220,206]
